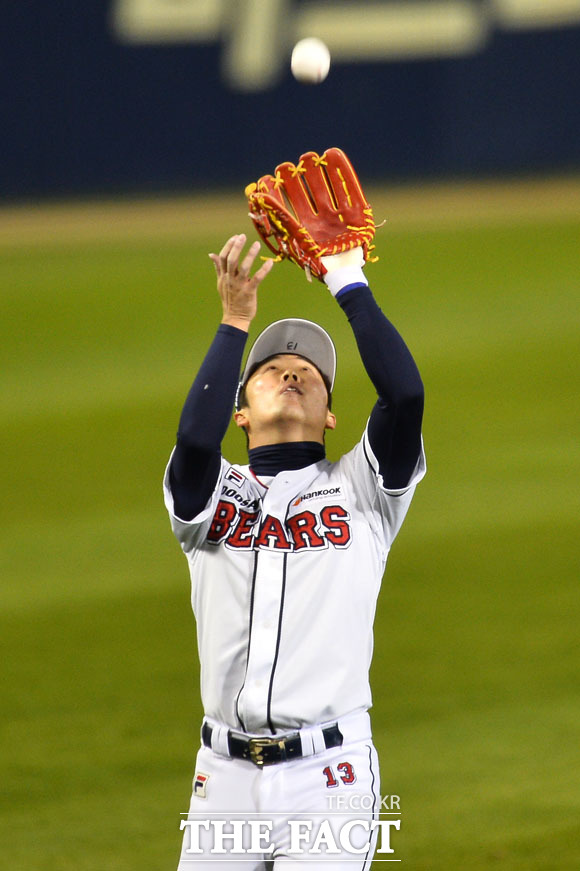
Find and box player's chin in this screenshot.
[272,404,306,424]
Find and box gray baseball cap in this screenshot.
[236,318,337,408]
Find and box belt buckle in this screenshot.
[248,736,284,767]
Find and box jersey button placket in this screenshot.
[237,550,286,732]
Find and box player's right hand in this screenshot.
[210,233,275,332]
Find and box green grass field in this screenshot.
[1,181,579,869]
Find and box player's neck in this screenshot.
[249,442,325,476]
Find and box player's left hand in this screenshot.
[209,233,275,332]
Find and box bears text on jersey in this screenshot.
[207,498,352,552]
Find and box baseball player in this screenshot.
[164,149,426,869]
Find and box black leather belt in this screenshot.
[202,721,343,767]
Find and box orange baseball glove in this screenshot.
[245,147,377,282]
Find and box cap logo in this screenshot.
[286,341,298,350]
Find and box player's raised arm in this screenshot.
[331,269,424,491]
[169,235,274,521]
[244,147,423,491]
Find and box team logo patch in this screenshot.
[193,772,209,798]
[225,467,245,486]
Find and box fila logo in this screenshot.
[193,772,209,798]
[207,501,351,551]
[225,467,245,486]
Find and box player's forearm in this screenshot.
[336,285,424,406]
[175,324,247,453]
[170,324,247,520]
[336,283,424,488]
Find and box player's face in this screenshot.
[234,354,336,447]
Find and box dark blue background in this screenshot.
[2,2,580,199]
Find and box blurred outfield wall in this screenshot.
[3,0,580,199]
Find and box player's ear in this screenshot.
[325,410,337,431]
[234,409,249,429]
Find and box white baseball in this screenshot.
[291,38,331,84]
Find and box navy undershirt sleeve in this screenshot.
[336,285,424,490]
[169,324,248,521]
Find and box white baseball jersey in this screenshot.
[164,425,425,735]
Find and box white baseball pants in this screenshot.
[176,713,381,871]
